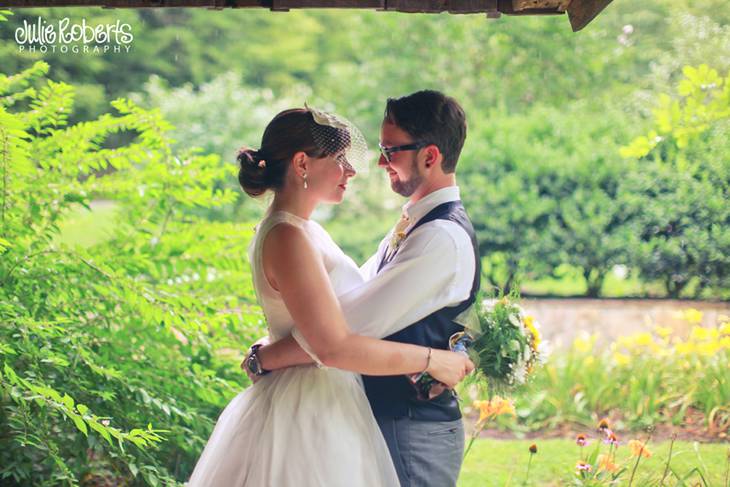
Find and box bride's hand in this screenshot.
[241,335,271,383]
[426,349,474,389]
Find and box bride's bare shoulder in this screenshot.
[262,222,319,264]
[265,222,307,248]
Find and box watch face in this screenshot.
[247,355,259,375]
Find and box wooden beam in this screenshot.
[447,0,495,14]
[386,0,447,13]
[567,0,612,31]
[0,0,613,30]
[512,0,569,12]
[274,0,382,8]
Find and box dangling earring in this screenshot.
[303,173,308,190]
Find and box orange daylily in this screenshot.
[597,454,620,473]
[473,396,516,423]
[628,439,652,458]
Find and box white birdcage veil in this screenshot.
[305,103,369,174]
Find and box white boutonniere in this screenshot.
[389,229,407,252]
[386,213,411,257]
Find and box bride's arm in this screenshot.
[253,335,312,370]
[257,222,473,371]
[256,223,471,384]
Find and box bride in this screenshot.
[187,107,473,486]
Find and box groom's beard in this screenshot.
[391,156,424,197]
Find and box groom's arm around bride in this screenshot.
[251,91,479,487]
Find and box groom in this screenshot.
[248,90,480,487]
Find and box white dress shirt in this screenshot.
[337,185,476,339]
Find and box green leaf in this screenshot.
[88,420,113,445]
[61,393,75,410]
[67,411,88,436]
[0,237,11,253]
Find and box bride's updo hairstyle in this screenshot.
[237,108,350,197]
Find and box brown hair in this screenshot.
[384,90,467,174]
[237,108,347,197]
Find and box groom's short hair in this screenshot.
[384,90,467,174]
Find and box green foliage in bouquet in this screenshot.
[1,60,262,485]
[461,289,543,394]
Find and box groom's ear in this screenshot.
[422,144,442,170]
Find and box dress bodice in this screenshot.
[248,210,364,342]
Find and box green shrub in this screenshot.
[1,61,262,485]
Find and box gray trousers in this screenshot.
[376,416,465,487]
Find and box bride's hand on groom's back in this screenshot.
[241,335,271,384]
[427,350,475,389]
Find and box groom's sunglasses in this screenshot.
[378,142,429,163]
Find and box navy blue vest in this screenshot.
[363,200,481,421]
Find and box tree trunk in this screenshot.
[583,267,605,298]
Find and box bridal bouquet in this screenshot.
[410,290,545,399]
[463,291,545,392]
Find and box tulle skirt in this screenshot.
[187,365,400,487]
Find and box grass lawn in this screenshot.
[55,201,119,248]
[519,264,664,298]
[459,439,729,486]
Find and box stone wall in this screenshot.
[521,298,730,349]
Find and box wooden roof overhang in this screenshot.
[0,0,614,31]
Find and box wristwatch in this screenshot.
[246,344,271,377]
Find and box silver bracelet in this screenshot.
[422,347,432,374]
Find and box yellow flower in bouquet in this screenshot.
[524,315,542,350]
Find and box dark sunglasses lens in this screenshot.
[379,148,391,162]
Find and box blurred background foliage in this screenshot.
[2,0,727,297]
[1,0,729,484]
[1,1,728,297]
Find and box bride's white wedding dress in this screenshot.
[188,210,399,487]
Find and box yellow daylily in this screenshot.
[690,326,718,342]
[720,321,730,336]
[696,341,721,356]
[683,308,703,324]
[635,332,654,347]
[674,340,696,355]
[573,335,595,354]
[613,352,631,366]
[654,326,673,339]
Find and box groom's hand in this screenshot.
[241,335,271,384]
[427,349,474,389]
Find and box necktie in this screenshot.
[386,212,411,259]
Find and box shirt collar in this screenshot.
[402,186,460,224]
